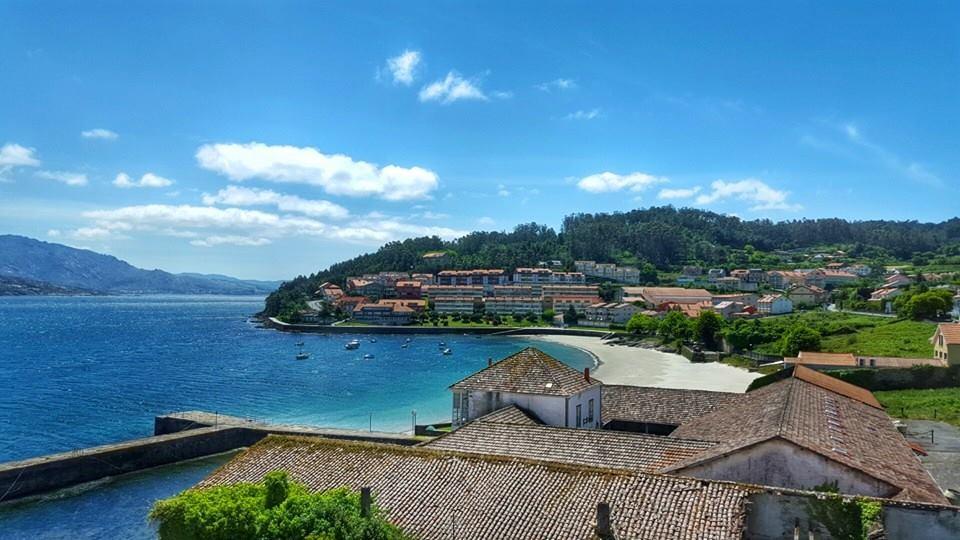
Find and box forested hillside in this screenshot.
[263,207,960,316]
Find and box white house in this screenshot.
[757,294,793,315]
[449,348,602,429]
[952,293,960,320]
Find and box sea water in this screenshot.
[0,295,592,537]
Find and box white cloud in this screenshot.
[417,211,450,220]
[497,183,511,197]
[576,171,667,194]
[81,203,469,247]
[113,172,174,188]
[191,235,272,247]
[47,229,61,237]
[0,143,40,171]
[477,216,495,226]
[695,178,801,211]
[201,185,349,220]
[72,227,113,239]
[658,187,701,200]
[419,72,487,104]
[842,122,943,187]
[536,78,577,91]
[81,128,118,140]
[564,108,601,121]
[385,50,421,85]
[802,121,944,188]
[196,142,439,201]
[36,170,88,186]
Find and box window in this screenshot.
[575,404,582,428]
[587,399,595,424]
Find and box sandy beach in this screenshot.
[527,335,760,393]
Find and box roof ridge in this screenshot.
[775,377,795,438]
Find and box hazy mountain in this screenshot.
[0,235,278,295]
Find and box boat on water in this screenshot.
[442,348,453,355]
[363,353,375,359]
[401,343,409,349]
[345,339,361,350]
[295,341,304,347]
[295,351,310,360]
[369,338,377,343]
[438,341,446,347]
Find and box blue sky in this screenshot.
[1,2,958,280]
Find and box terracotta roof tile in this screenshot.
[602,385,742,427]
[450,348,599,396]
[937,323,960,345]
[667,370,946,504]
[200,436,753,540]
[423,418,716,473]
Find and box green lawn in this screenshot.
[820,319,937,357]
[875,387,960,427]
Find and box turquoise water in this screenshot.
[0,295,592,537]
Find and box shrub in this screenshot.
[149,471,409,540]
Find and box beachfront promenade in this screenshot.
[0,411,418,503]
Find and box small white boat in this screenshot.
[363,353,375,359]
[295,352,310,360]
[369,338,377,343]
[295,340,304,347]
[442,348,452,355]
[345,339,361,350]
[401,343,409,349]
[404,337,412,343]
[438,341,446,347]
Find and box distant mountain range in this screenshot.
[0,235,282,296]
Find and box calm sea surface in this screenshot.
[0,295,592,537]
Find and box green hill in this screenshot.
[263,206,960,317]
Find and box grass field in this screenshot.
[820,319,937,357]
[875,387,960,427]
[745,311,937,358]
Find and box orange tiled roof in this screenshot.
[937,323,960,345]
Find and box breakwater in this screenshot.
[0,411,418,503]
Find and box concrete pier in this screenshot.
[0,411,418,503]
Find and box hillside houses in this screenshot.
[933,323,960,365]
[574,260,643,283]
[787,283,827,306]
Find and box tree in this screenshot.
[658,311,692,343]
[626,313,659,335]
[541,309,556,323]
[780,325,822,357]
[563,305,579,325]
[694,311,724,349]
[149,471,409,540]
[896,289,952,320]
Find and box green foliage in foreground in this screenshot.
[807,482,883,540]
[875,387,960,427]
[149,471,409,540]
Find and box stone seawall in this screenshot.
[0,411,419,502]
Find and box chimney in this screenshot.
[488,358,493,367]
[360,487,372,518]
[584,367,591,383]
[595,502,613,539]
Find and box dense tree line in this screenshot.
[263,207,960,316]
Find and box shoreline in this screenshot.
[526,334,760,393]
